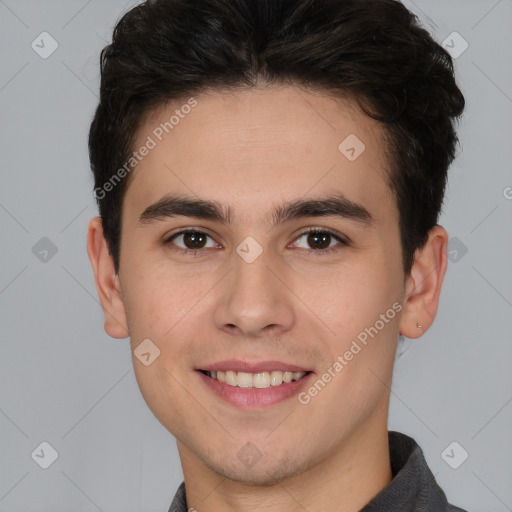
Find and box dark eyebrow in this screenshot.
[138,193,374,227]
[272,195,374,227]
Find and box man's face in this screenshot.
[114,86,406,483]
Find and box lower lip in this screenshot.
[197,371,314,409]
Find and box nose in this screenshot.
[214,246,295,338]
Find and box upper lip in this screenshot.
[198,360,312,373]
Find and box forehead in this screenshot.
[124,85,395,227]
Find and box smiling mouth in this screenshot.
[199,369,312,389]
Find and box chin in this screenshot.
[203,452,310,486]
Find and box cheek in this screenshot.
[122,263,220,378]
[121,254,203,333]
[306,255,401,360]
[321,255,397,315]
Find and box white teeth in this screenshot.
[225,370,237,386]
[237,372,253,388]
[253,372,270,388]
[270,371,283,386]
[205,369,307,389]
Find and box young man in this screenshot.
[86,0,468,510]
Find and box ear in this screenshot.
[398,225,448,339]
[87,216,129,339]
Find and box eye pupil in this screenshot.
[184,231,206,249]
[170,229,341,255]
[308,232,331,249]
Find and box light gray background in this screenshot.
[1,0,511,510]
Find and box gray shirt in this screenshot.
[168,430,469,512]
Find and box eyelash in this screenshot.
[163,227,349,257]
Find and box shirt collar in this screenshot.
[168,431,466,512]
[361,431,464,511]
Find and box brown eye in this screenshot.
[181,231,207,249]
[165,230,217,253]
[306,232,331,249]
[293,229,347,251]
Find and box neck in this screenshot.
[178,414,392,512]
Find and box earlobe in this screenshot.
[86,216,130,339]
[398,225,449,339]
